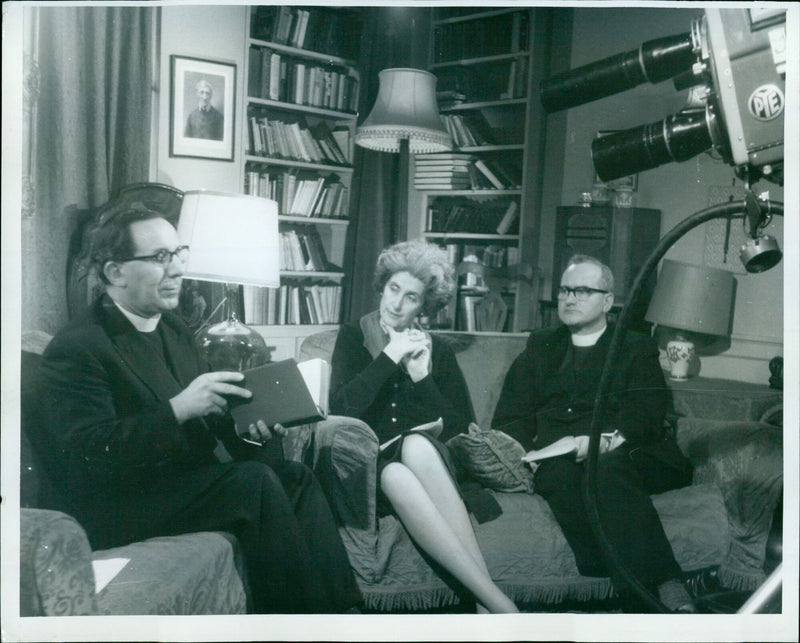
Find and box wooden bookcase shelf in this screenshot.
[409,7,541,333]
[239,6,363,331]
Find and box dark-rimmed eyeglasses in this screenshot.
[116,245,190,267]
[556,286,609,301]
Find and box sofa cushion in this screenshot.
[447,423,535,493]
[94,531,247,614]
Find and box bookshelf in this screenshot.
[410,7,541,333]
[240,6,362,348]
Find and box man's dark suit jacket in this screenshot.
[35,295,253,513]
[184,105,224,140]
[492,324,685,467]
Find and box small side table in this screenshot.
[667,377,783,423]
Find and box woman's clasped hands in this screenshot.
[383,326,431,382]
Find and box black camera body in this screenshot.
[541,8,786,185]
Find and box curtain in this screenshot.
[342,7,431,322]
[22,6,154,334]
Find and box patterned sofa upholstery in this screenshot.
[298,329,783,611]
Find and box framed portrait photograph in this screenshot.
[170,55,236,161]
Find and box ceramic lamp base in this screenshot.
[666,338,695,381]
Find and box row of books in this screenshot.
[433,10,529,63]
[501,56,529,101]
[279,228,334,273]
[243,283,342,326]
[457,291,513,333]
[248,47,359,114]
[448,243,521,270]
[414,154,520,191]
[427,198,520,234]
[440,114,495,148]
[247,116,350,166]
[245,170,349,219]
[250,6,361,61]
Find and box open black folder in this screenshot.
[229,358,329,444]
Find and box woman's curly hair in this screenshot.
[374,239,456,316]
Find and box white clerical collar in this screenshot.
[571,324,607,347]
[113,299,161,332]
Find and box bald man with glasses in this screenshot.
[34,207,362,613]
[492,254,696,613]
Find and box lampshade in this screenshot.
[177,190,280,287]
[645,259,734,336]
[177,190,280,371]
[355,68,452,154]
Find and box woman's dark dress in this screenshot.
[330,318,474,515]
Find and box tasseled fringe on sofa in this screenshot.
[361,578,616,612]
[361,567,765,612]
[362,586,461,612]
[718,566,767,592]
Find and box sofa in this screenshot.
[297,329,784,612]
[19,328,783,615]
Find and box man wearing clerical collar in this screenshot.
[184,78,224,140]
[492,254,697,613]
[35,207,362,613]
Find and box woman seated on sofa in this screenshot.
[329,239,518,614]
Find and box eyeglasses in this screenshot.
[557,286,609,301]
[116,245,190,267]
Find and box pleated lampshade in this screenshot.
[355,68,452,154]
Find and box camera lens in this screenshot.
[540,32,695,113]
[592,109,714,181]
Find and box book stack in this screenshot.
[279,228,334,272]
[245,170,349,218]
[413,153,475,190]
[248,117,349,166]
[243,283,342,325]
[247,47,358,113]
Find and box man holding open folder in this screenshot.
[35,207,361,613]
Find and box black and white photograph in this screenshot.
[1,2,798,643]
[170,55,236,160]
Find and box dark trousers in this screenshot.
[534,444,691,589]
[75,458,362,614]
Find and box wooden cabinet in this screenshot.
[409,7,545,333]
[549,205,661,326]
[240,6,363,346]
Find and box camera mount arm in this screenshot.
[583,194,784,613]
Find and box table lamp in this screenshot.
[645,259,735,380]
[355,68,452,241]
[177,190,280,371]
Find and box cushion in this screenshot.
[447,423,534,493]
[95,531,247,614]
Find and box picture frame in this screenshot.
[170,55,236,161]
[594,130,638,191]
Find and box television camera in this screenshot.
[540,7,787,187]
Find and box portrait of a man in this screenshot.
[184,78,224,141]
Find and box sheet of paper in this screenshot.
[92,557,130,593]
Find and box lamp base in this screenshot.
[665,338,695,381]
[196,314,270,372]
